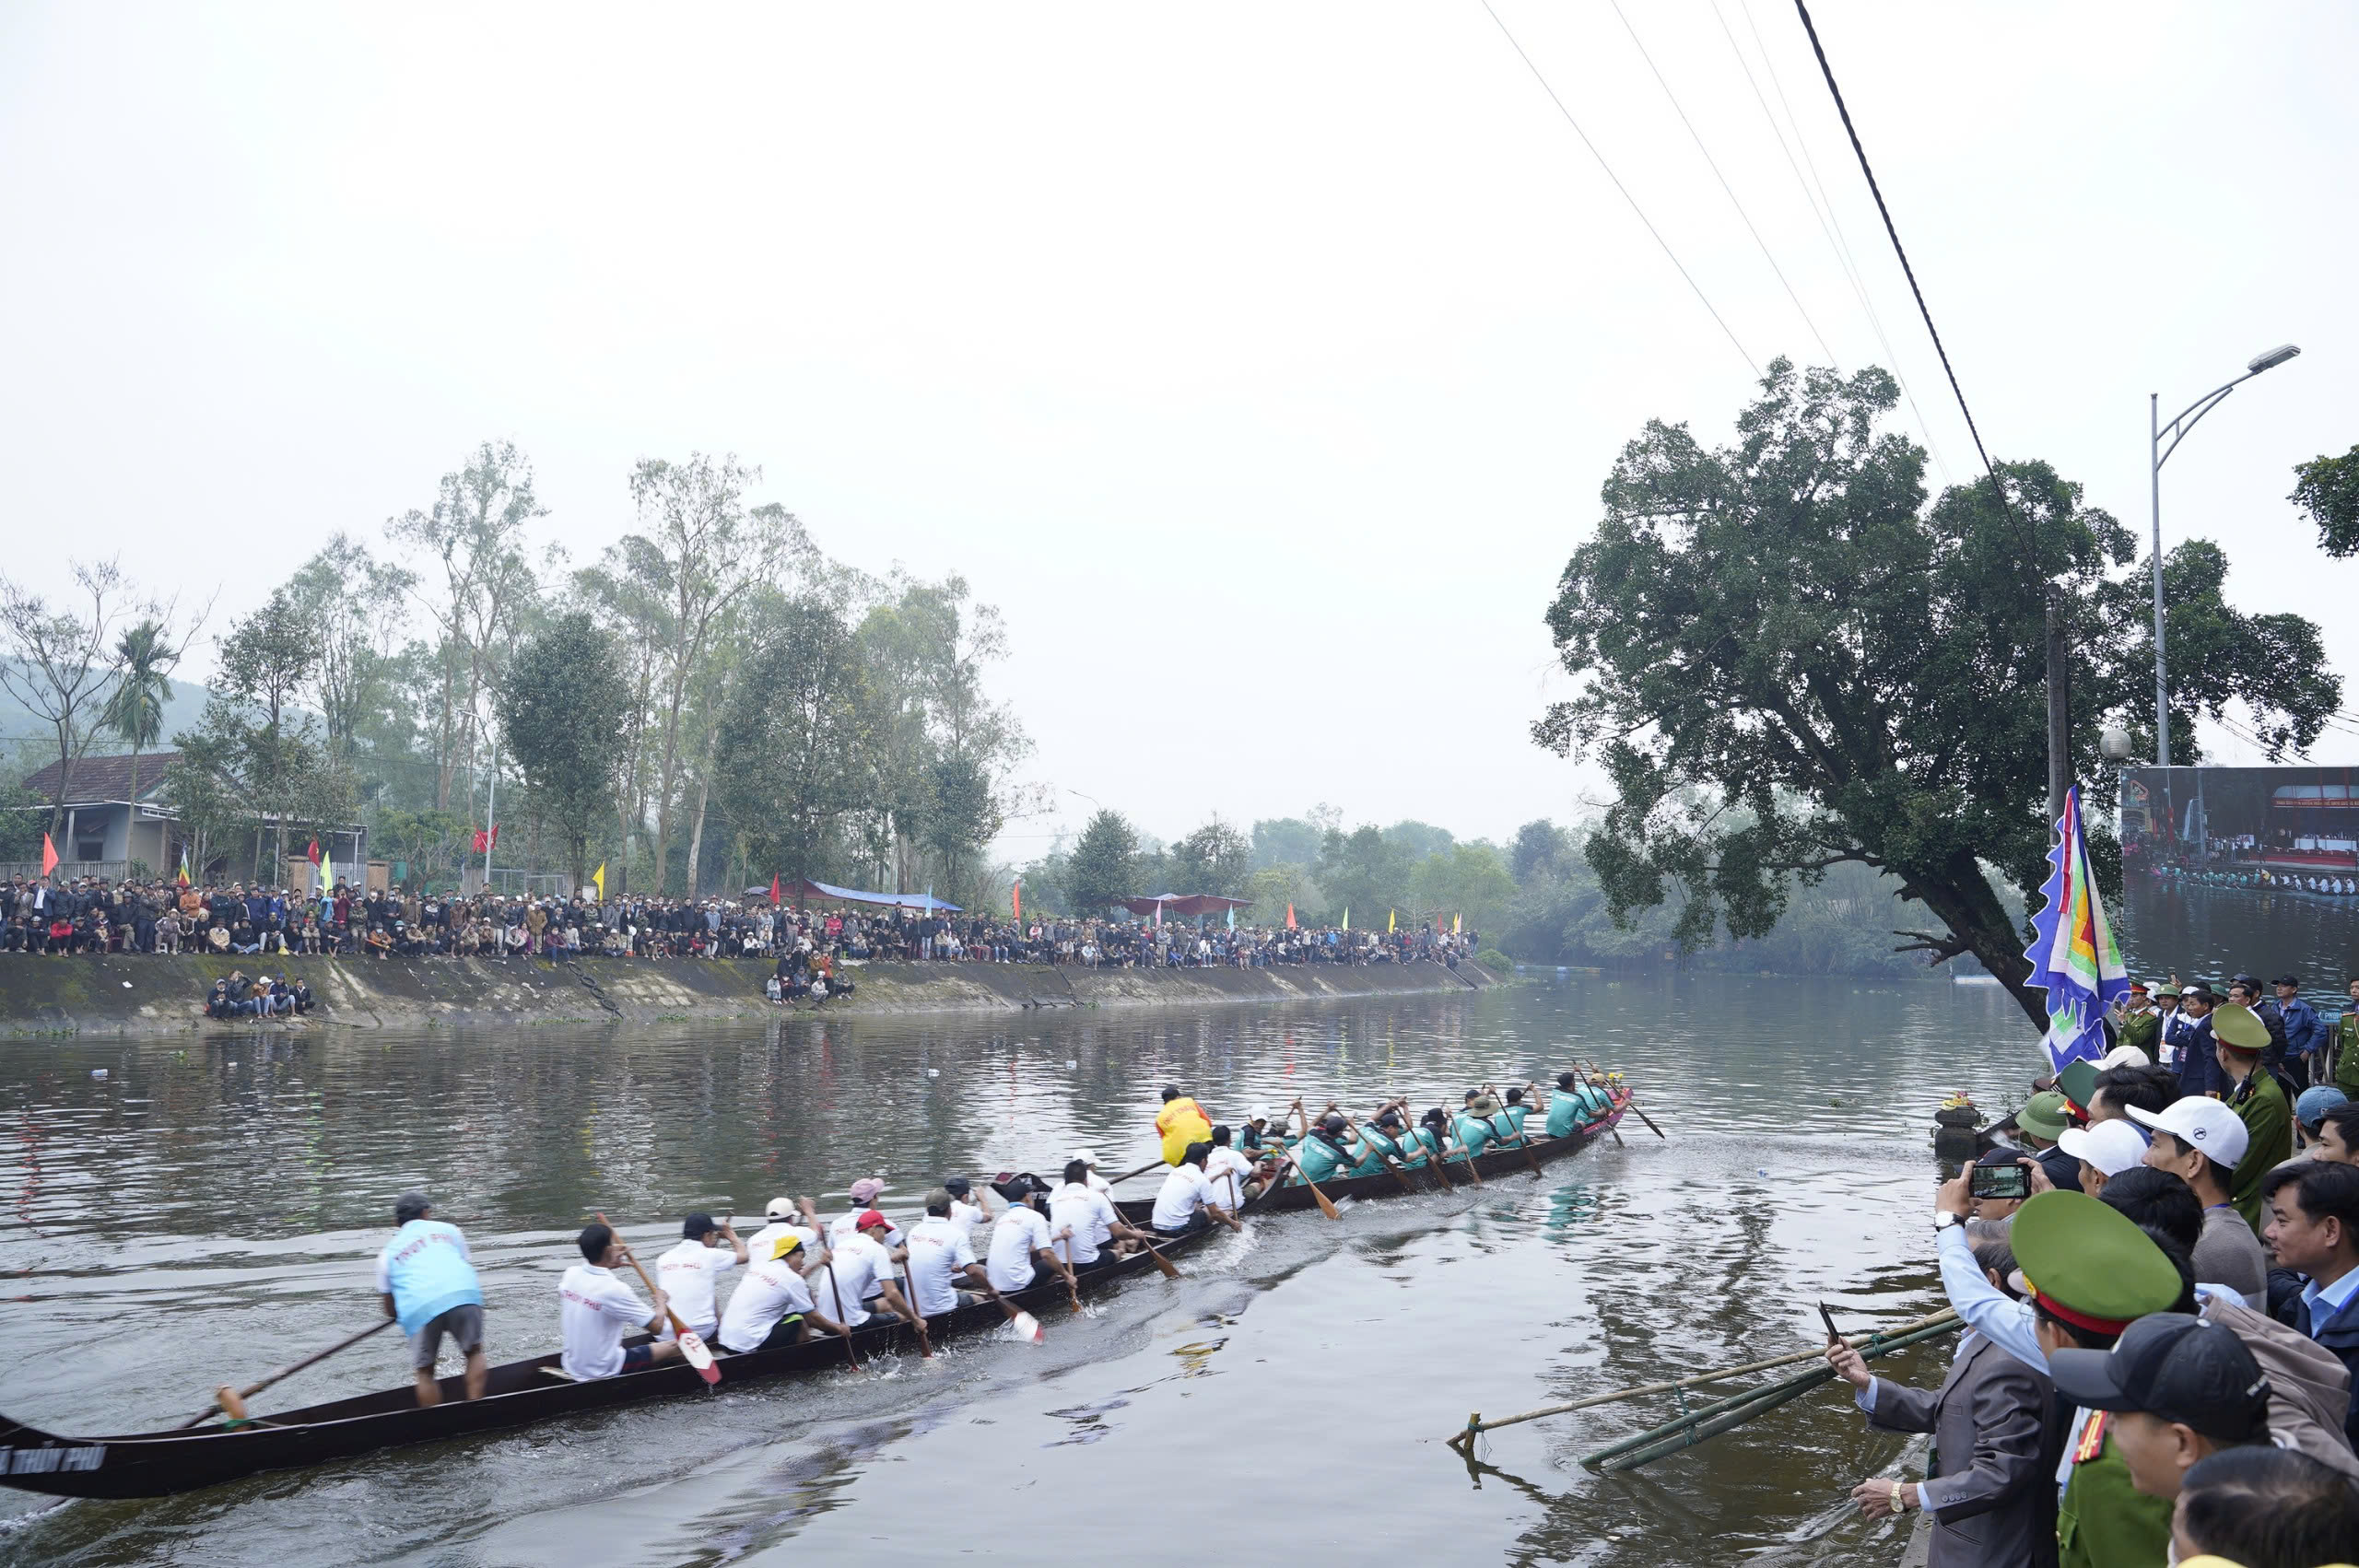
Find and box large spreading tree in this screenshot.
[1535,359,2339,1030]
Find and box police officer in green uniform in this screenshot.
[2012,1190,2191,1568]
[2111,981,2162,1063]
[2334,977,2359,1098]
[2212,1002,2294,1233]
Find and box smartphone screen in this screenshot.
[1968,1163,2031,1201]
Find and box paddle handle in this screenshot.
[595,1213,691,1339]
[1108,1157,1167,1186]
[178,1317,400,1428]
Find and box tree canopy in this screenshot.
[1534,359,2338,1028]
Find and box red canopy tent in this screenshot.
[1117,893,1251,919]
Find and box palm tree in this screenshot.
[101,620,175,872]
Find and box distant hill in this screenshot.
[0,660,223,777]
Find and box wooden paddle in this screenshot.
[1580,1060,1663,1140]
[1573,1061,1629,1148]
[1060,1237,1083,1315]
[1344,1116,1420,1198]
[1282,1150,1342,1221]
[598,1212,721,1387]
[179,1317,399,1428]
[900,1259,934,1357]
[818,1259,863,1370]
[1108,1157,1167,1186]
[1485,1083,1546,1181]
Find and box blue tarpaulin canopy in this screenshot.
[761,877,961,912]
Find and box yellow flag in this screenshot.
[321,847,334,890]
[1388,907,1395,932]
[1342,907,1349,930]
[1453,912,1461,935]
[593,863,606,900]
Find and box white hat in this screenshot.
[2127,1097,2250,1169]
[2095,1044,2150,1071]
[2057,1118,2148,1177]
[764,1196,794,1220]
[1250,1105,1273,1123]
[1070,1148,1099,1166]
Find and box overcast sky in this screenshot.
[4,3,2354,857]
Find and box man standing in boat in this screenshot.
[376,1191,487,1406]
[1156,1085,1212,1166]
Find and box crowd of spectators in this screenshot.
[0,873,1483,981]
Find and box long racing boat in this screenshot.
[0,1093,1633,1501]
[0,1194,1239,1500]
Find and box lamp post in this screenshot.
[2150,343,2301,765]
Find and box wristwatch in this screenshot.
[1932,1211,1961,1232]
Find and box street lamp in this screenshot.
[2150,344,2302,765]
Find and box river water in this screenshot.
[0,974,2036,1566]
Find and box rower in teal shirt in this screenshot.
[1545,1071,1586,1138]
[1454,1089,1498,1157]
[1292,1115,1357,1183]
[1346,1108,1414,1176]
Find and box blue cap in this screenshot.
[2296,1086,2349,1132]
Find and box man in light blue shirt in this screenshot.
[375,1191,487,1405]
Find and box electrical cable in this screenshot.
[1477,0,1760,376]
[1787,0,2042,574]
[1606,0,1839,369]
[1708,0,1953,482]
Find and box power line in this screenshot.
[1477,0,1759,376]
[1708,0,1954,483]
[1787,0,2045,577]
[1606,0,1838,369]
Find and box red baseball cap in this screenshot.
[854,1210,889,1232]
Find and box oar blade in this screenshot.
[1012,1310,1044,1344]
[676,1328,722,1386]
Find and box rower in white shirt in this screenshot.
[985,1174,1078,1293]
[717,1230,845,1353]
[653,1212,747,1341]
[1066,1149,1113,1194]
[816,1210,917,1328]
[1202,1127,1257,1213]
[745,1195,824,1267]
[941,1176,992,1235]
[1150,1141,1244,1237]
[1049,1159,1158,1272]
[559,1223,686,1380]
[905,1188,996,1315]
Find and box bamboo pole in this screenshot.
[1580,1320,1964,1472]
[1446,1308,1957,1447]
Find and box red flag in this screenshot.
[769,873,781,905]
[306,838,322,867]
[487,824,499,851]
[472,826,499,854]
[41,833,59,877]
[1011,881,1021,919]
[1285,902,1296,930]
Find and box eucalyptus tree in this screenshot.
[1535,359,2336,1026]
[715,592,877,887]
[280,532,417,766]
[385,440,546,810]
[622,454,809,894]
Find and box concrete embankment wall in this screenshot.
[0,953,1498,1037]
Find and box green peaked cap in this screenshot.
[2212,1002,2271,1052]
[2056,1059,2099,1112]
[2012,1189,2182,1330]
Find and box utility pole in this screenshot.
[2047,592,2070,825]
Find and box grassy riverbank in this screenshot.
[0,953,1498,1037]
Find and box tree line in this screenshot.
[0,443,1030,906]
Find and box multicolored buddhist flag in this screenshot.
[176,845,191,885]
[2024,785,2130,1072]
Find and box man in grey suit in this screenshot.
[1827,1302,2061,1567]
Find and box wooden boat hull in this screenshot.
[0,1196,1226,1501]
[0,1095,1631,1500]
[1251,1097,1627,1211]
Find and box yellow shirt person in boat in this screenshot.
[1156,1086,1212,1165]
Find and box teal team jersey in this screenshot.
[1408,1125,1444,1164]
[1546,1096,1579,1139]
[1295,1136,1350,1183]
[1454,1115,1494,1156]
[1502,1105,1529,1136]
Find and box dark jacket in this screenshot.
[2172,1012,2223,1098]
[1866,1335,2060,1567]
[2297,1282,2359,1452]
